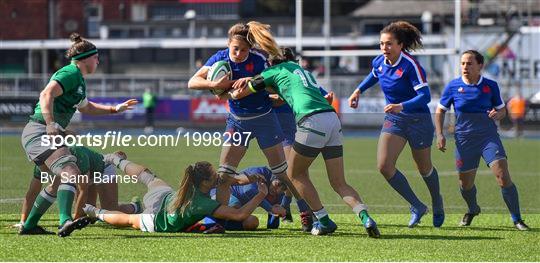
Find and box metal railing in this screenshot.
[0,74,537,99]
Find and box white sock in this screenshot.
[118,160,132,172]
[138,170,155,186]
[313,207,329,220]
[352,204,368,215]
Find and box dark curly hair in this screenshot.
[381,21,423,52]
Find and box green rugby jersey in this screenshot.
[153,189,221,233]
[32,146,105,179]
[30,63,87,128]
[260,61,334,123]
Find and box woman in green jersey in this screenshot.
[83,153,266,233]
[17,146,141,233]
[229,22,380,237]
[19,33,137,236]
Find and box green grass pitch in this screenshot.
[1,135,539,261]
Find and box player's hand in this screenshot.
[324,92,334,105]
[257,180,269,196]
[436,134,446,152]
[488,109,505,121]
[245,173,264,184]
[384,103,403,114]
[229,84,250,100]
[114,99,138,113]
[271,205,287,217]
[231,77,251,90]
[46,122,64,136]
[269,94,286,107]
[211,73,234,90]
[348,89,361,108]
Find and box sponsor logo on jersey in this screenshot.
[245,62,254,73]
[482,85,491,93]
[458,87,465,93]
[378,66,383,72]
[77,86,84,95]
[395,68,404,77]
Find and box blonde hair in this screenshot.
[246,21,283,61]
[168,161,214,214]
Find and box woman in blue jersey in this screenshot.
[348,21,444,228]
[435,50,529,231]
[188,22,308,226]
[204,166,288,231]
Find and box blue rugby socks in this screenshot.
[460,185,480,214]
[501,184,522,222]
[387,170,424,209]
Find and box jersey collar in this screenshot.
[461,75,483,86]
[383,52,403,67]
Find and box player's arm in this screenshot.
[435,106,447,152]
[73,173,90,219]
[349,71,378,108]
[78,99,138,115]
[230,75,273,100]
[488,82,507,121]
[188,66,233,91]
[386,86,431,113]
[436,85,453,152]
[212,181,268,221]
[242,187,273,213]
[40,81,64,135]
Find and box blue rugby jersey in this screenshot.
[204,49,271,116]
[360,51,431,114]
[438,76,505,136]
[230,166,281,212]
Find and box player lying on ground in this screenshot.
[198,166,288,231]
[18,146,141,235]
[83,152,268,233]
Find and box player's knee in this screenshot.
[377,163,395,177]
[459,179,475,190]
[242,215,259,230]
[496,174,512,187]
[418,166,433,177]
[49,154,78,176]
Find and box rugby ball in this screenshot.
[207,60,232,95]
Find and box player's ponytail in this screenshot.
[65,32,97,60]
[381,21,423,52]
[246,21,283,61]
[168,161,214,214]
